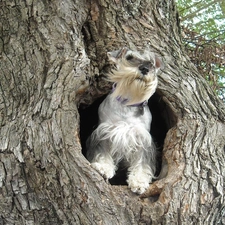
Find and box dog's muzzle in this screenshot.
[139,62,152,75]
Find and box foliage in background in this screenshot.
[176,0,225,102]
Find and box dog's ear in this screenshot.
[107,51,119,63]
[107,47,128,63]
[155,55,164,70]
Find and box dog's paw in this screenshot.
[128,179,149,194]
[127,173,151,194]
[91,162,116,179]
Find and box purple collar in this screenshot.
[129,100,148,107]
[111,83,148,107]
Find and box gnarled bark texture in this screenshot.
[0,0,225,224]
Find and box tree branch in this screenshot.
[182,0,223,21]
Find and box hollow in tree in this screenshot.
[0,0,225,224]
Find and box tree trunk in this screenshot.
[0,0,225,224]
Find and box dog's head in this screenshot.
[107,47,162,105]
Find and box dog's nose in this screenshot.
[139,64,149,75]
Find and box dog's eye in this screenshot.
[126,55,134,61]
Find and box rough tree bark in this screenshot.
[0,0,225,225]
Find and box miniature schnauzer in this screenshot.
[86,47,162,194]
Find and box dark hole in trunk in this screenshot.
[79,91,175,185]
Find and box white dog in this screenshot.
[86,47,162,194]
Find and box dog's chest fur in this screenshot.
[98,94,152,131]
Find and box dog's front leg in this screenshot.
[91,155,117,180]
[87,139,117,180]
[127,162,154,194]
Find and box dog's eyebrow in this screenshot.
[126,55,142,65]
[126,56,154,69]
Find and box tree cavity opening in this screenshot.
[78,91,176,185]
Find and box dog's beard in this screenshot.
[108,66,158,105]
